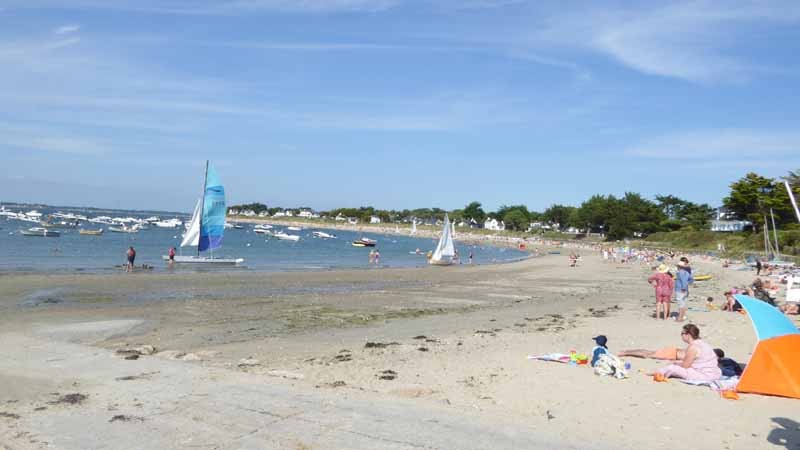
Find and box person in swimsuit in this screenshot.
[126,246,136,272]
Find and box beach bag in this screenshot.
[594,353,628,379]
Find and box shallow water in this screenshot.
[0,214,526,273]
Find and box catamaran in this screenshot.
[163,161,244,265]
[429,214,455,266]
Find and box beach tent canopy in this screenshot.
[734,294,800,399]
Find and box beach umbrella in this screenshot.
[734,294,800,399]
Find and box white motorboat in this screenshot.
[21,227,60,237]
[352,237,377,247]
[274,231,301,241]
[312,231,337,239]
[254,228,272,235]
[287,226,302,231]
[254,224,273,230]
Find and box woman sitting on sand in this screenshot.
[651,324,721,382]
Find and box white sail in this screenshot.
[180,199,202,248]
[451,221,456,239]
[411,220,417,235]
[430,214,455,264]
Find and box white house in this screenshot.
[258,211,269,217]
[370,216,381,224]
[285,210,294,217]
[273,211,286,218]
[228,208,240,215]
[484,218,505,231]
[242,210,256,217]
[335,213,347,222]
[348,218,359,225]
[298,210,319,219]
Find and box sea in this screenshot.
[0,206,527,273]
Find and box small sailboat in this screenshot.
[164,161,244,265]
[429,214,455,266]
[410,220,417,235]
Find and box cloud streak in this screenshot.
[54,24,80,35]
[626,129,800,160]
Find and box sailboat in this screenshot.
[429,214,455,266]
[410,220,417,235]
[163,161,244,265]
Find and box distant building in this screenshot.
[258,211,269,217]
[370,216,381,224]
[273,211,286,218]
[242,210,256,217]
[710,220,752,232]
[335,213,347,222]
[298,210,319,219]
[348,218,359,225]
[484,218,505,231]
[228,208,240,215]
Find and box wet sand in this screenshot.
[0,251,797,449]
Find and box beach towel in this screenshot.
[677,376,740,391]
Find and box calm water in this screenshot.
[0,210,526,273]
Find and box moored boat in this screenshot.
[79,228,104,236]
[21,227,60,237]
[352,237,377,247]
[429,214,455,266]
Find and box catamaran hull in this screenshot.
[163,255,244,265]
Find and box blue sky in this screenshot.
[2,0,800,213]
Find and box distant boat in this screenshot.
[429,214,455,266]
[254,224,273,230]
[274,231,301,241]
[253,228,272,235]
[287,226,302,231]
[164,161,244,265]
[352,237,377,247]
[312,231,336,239]
[79,228,104,236]
[21,227,60,237]
[109,226,138,233]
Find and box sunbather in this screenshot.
[651,324,722,382]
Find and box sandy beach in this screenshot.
[0,249,798,449]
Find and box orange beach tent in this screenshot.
[734,294,800,399]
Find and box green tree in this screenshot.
[462,201,486,224]
[723,173,785,231]
[542,204,576,230]
[503,209,530,231]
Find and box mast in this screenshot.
[770,208,780,259]
[198,160,208,257]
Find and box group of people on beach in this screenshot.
[646,256,693,322]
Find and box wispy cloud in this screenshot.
[535,1,800,83]
[10,0,400,15]
[54,24,80,35]
[626,130,800,160]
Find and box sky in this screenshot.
[2,0,800,213]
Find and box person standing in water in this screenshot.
[126,246,136,272]
[374,249,380,266]
[168,247,176,264]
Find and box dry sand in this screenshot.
[0,250,798,449]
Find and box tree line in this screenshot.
[230,170,799,241]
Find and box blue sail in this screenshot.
[199,163,226,252]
